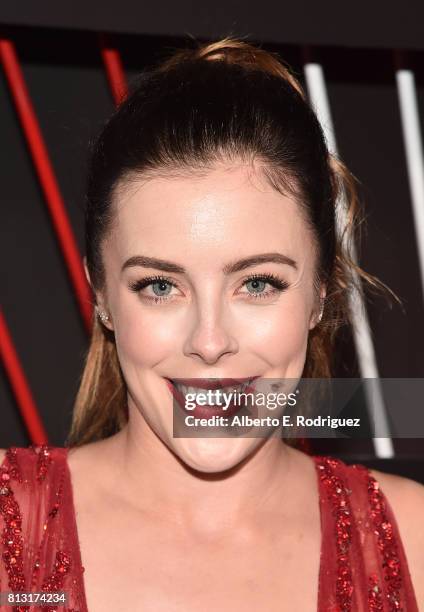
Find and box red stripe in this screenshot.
[0,38,93,334]
[99,34,128,105]
[0,310,49,445]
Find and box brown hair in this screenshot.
[66,37,397,447]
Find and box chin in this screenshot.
[173,436,257,474]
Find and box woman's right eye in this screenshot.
[128,276,180,304]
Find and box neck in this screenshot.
[104,404,312,539]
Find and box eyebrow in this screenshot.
[121,252,298,274]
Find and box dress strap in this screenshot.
[313,455,419,612]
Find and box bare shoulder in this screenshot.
[370,467,424,608]
[66,439,108,482]
[66,433,124,500]
[67,433,121,473]
[0,448,6,465]
[369,467,424,524]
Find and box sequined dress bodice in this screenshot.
[0,446,419,611]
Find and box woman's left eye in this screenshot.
[239,274,289,300]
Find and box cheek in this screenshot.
[115,308,177,367]
[111,302,175,425]
[248,298,311,367]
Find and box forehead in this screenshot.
[107,163,316,265]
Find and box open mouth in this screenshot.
[165,377,260,419]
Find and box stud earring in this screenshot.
[317,298,325,323]
[96,307,110,324]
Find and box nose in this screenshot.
[183,301,238,365]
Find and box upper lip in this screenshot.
[167,376,260,390]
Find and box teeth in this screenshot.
[173,380,253,404]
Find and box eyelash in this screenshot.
[128,273,289,305]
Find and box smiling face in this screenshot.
[90,160,325,473]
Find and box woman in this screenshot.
[0,37,423,612]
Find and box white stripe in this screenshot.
[304,63,394,458]
[396,69,424,297]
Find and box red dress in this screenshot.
[0,445,419,611]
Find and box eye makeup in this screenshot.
[128,272,289,305]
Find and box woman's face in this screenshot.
[94,161,324,472]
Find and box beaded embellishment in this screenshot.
[0,446,80,612]
[315,456,354,611]
[0,448,27,601]
[314,456,414,612]
[367,472,403,611]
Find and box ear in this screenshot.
[309,285,327,330]
[84,256,114,331]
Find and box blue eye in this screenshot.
[245,278,267,294]
[241,274,289,300]
[129,275,177,303]
[150,280,173,297]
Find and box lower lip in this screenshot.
[165,379,258,419]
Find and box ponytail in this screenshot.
[66,315,127,446]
